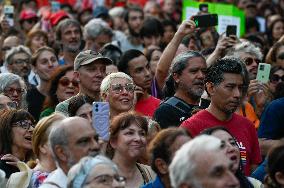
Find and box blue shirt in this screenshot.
[258,97,284,139]
[141,176,165,188]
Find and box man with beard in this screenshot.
[118,49,160,117]
[40,117,100,188]
[181,57,261,176]
[56,19,83,66]
[119,6,144,52]
[153,51,207,128]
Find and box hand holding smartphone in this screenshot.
[92,102,110,141]
[226,25,237,37]
[192,14,218,28]
[256,63,271,83]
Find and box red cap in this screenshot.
[49,10,69,27]
[20,9,38,20]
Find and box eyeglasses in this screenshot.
[12,120,35,130]
[89,174,126,185]
[59,78,79,87]
[0,101,17,110]
[243,57,261,66]
[13,59,30,65]
[270,74,284,83]
[110,83,135,94]
[4,88,25,95]
[277,53,284,60]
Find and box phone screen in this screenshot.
[226,25,237,37]
[193,14,218,28]
[256,63,271,83]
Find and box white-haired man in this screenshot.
[169,135,240,188]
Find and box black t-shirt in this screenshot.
[26,86,45,121]
[153,96,198,129]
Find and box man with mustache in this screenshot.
[118,49,160,117]
[56,19,83,66]
[181,57,261,176]
[40,117,100,188]
[153,50,207,129]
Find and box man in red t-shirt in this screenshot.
[181,57,261,176]
[118,49,160,117]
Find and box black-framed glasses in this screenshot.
[4,88,25,95]
[110,83,135,94]
[243,57,261,66]
[2,46,11,52]
[0,101,17,110]
[270,74,284,83]
[12,120,35,130]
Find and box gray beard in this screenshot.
[63,43,81,53]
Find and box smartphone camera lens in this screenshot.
[260,65,264,70]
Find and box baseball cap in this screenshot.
[20,9,38,20]
[93,6,109,18]
[74,50,113,71]
[50,10,69,27]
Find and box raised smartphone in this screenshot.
[226,25,237,37]
[92,102,110,141]
[256,63,271,83]
[193,14,218,28]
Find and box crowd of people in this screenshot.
[0,0,284,187]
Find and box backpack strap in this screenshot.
[164,97,193,115]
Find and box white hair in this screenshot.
[100,72,133,95]
[169,135,222,188]
[227,41,263,60]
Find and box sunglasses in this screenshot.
[2,46,11,52]
[12,120,35,130]
[59,78,79,87]
[110,83,135,94]
[277,53,284,60]
[4,88,25,95]
[243,57,261,66]
[270,74,284,83]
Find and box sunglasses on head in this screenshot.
[59,77,79,87]
[243,57,261,66]
[270,74,284,83]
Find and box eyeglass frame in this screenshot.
[11,119,35,130]
[243,57,261,66]
[109,83,136,94]
[4,87,26,96]
[270,74,284,83]
[58,77,79,87]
